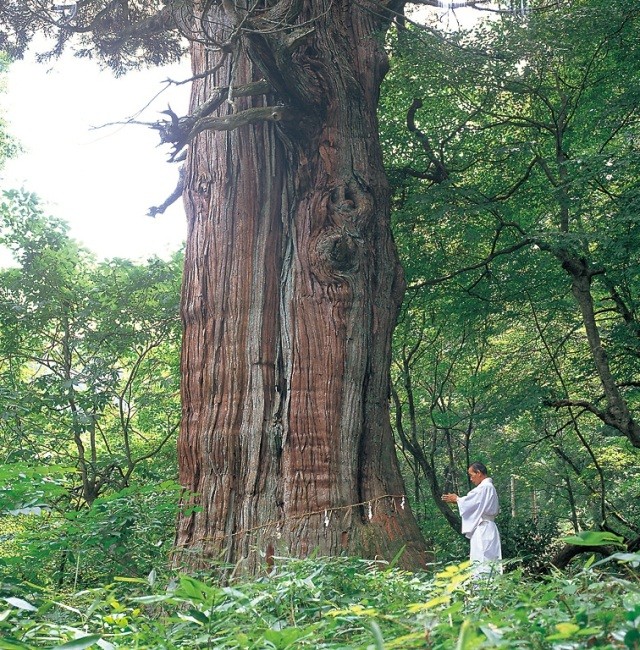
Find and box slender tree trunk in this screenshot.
[175,2,429,573]
[564,474,580,534]
[551,254,640,448]
[510,475,516,519]
[549,121,640,448]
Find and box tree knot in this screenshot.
[314,229,360,275]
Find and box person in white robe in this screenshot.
[442,462,502,574]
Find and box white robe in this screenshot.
[457,477,502,570]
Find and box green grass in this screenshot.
[1,554,639,649]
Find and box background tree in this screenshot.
[0,194,181,503]
[0,53,18,169]
[381,0,640,561]
[0,193,183,584]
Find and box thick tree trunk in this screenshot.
[175,3,429,573]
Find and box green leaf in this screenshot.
[186,608,209,625]
[112,576,149,584]
[176,612,206,626]
[386,545,406,571]
[592,553,640,569]
[3,597,37,611]
[456,620,484,649]
[369,620,385,650]
[547,622,580,640]
[624,629,640,647]
[263,627,313,647]
[561,531,626,548]
[177,575,216,603]
[0,637,33,650]
[407,595,450,612]
[384,632,430,648]
[51,635,104,650]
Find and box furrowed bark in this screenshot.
[175,1,429,574]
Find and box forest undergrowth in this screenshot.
[1,552,639,649]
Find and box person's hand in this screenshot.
[441,493,458,503]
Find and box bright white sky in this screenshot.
[1,48,191,264]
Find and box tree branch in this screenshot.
[406,98,449,183]
[191,104,290,138]
[409,238,533,289]
[544,397,640,445]
[149,166,185,217]
[153,79,273,160]
[408,0,491,8]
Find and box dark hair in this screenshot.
[469,461,488,475]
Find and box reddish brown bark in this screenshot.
[175,1,429,573]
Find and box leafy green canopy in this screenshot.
[0,53,19,166]
[0,190,182,502]
[0,191,184,586]
[381,0,640,556]
[0,2,186,74]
